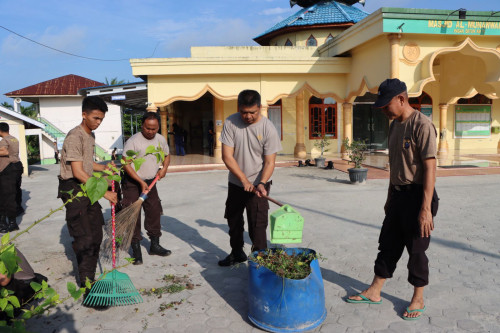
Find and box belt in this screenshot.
[391,184,422,192]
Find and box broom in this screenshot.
[83,180,143,307]
[101,175,160,260]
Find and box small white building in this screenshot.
[0,105,45,175]
[5,74,123,164]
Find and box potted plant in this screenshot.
[313,133,331,168]
[247,248,327,332]
[342,138,368,184]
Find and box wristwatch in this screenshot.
[258,181,266,186]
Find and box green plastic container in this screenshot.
[270,204,304,244]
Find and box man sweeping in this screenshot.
[121,112,171,265]
[58,96,117,309]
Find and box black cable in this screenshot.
[0,25,129,62]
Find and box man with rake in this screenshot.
[121,112,171,265]
[218,89,282,266]
[58,96,117,309]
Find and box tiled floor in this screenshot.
[167,149,500,178]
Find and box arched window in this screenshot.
[325,34,334,44]
[285,39,293,46]
[306,35,317,46]
[409,91,433,119]
[309,96,337,139]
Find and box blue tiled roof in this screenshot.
[255,1,369,40]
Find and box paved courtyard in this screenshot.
[13,164,500,332]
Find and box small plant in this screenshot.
[343,138,368,168]
[249,248,323,280]
[140,274,193,297]
[313,133,331,157]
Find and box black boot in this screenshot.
[0,216,9,233]
[218,249,247,267]
[7,217,19,232]
[131,242,143,265]
[149,236,171,257]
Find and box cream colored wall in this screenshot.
[270,28,347,48]
[281,97,297,153]
[0,115,28,175]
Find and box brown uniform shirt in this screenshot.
[0,134,21,173]
[388,110,437,185]
[59,125,95,180]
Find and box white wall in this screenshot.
[39,97,123,160]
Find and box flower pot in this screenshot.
[348,167,368,184]
[314,157,325,168]
[248,248,327,332]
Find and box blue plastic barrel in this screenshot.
[248,248,327,332]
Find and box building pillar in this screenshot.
[167,104,175,154]
[342,102,353,157]
[438,103,449,156]
[214,98,224,158]
[159,106,168,139]
[261,105,268,118]
[294,92,307,158]
[388,34,401,79]
[146,102,158,112]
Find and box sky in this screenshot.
[0,0,497,106]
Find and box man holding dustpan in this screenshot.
[218,90,282,267]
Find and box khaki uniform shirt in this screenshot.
[388,110,437,185]
[219,113,282,186]
[59,125,95,180]
[123,132,169,180]
[0,134,21,173]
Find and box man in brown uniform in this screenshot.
[0,122,23,233]
[347,79,438,320]
[58,97,117,298]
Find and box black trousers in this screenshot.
[121,176,163,243]
[224,182,270,252]
[58,178,104,285]
[0,162,23,218]
[374,186,434,287]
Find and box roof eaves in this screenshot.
[0,105,45,128]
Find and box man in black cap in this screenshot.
[346,78,438,321]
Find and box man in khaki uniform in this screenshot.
[58,96,117,308]
[0,122,23,233]
[347,79,438,320]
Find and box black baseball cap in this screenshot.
[374,78,407,108]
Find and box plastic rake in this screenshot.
[83,180,143,307]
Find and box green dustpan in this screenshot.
[84,180,142,307]
[262,194,304,244]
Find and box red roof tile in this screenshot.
[5,74,104,97]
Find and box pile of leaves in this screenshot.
[249,248,319,280]
[141,274,194,298]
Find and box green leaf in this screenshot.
[145,145,156,155]
[1,233,9,246]
[0,246,20,276]
[126,150,137,157]
[133,158,145,171]
[5,304,13,318]
[30,282,42,292]
[21,309,32,319]
[85,278,92,290]
[110,175,121,182]
[0,298,7,310]
[67,282,84,300]
[125,257,135,263]
[0,320,6,327]
[103,169,113,176]
[92,172,102,178]
[86,177,108,204]
[7,295,19,308]
[76,191,84,197]
[120,158,126,164]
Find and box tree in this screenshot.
[104,77,127,85]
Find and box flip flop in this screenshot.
[346,293,382,304]
[402,306,426,320]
